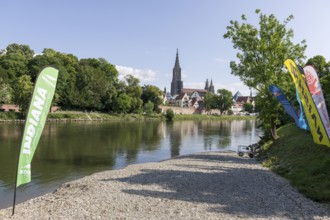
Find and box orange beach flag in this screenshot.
[284,59,330,147]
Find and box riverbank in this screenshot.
[0,151,328,219]
[258,123,330,207]
[0,111,255,122]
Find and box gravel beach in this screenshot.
[0,151,329,220]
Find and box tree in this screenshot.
[113,93,132,113]
[215,89,233,115]
[204,92,217,114]
[76,58,118,111]
[0,78,12,104]
[223,9,306,139]
[141,85,163,113]
[0,44,34,81]
[28,49,79,107]
[144,101,154,115]
[243,102,253,113]
[125,75,143,113]
[12,75,33,113]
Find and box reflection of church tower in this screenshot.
[170,49,183,96]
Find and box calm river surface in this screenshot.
[0,119,262,209]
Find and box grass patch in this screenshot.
[258,123,330,206]
[0,112,24,120]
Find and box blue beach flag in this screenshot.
[270,85,299,126]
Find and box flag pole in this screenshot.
[12,152,20,215]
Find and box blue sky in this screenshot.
[1,0,330,96]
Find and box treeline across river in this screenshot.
[0,43,164,114]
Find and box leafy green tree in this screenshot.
[144,101,154,115]
[223,9,306,139]
[114,93,132,113]
[215,89,233,115]
[0,79,12,104]
[28,49,79,108]
[0,44,34,81]
[76,58,118,111]
[243,102,253,113]
[12,75,33,113]
[125,75,143,113]
[204,92,218,114]
[141,85,163,113]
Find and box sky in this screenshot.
[1,0,330,96]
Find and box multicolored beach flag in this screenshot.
[16,67,59,187]
[303,65,330,139]
[284,59,330,147]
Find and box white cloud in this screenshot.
[115,65,157,83]
[214,58,230,64]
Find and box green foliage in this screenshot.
[224,10,306,139]
[142,85,163,113]
[204,92,218,112]
[12,75,33,113]
[144,101,154,115]
[243,102,253,113]
[0,79,12,104]
[114,93,132,113]
[258,124,330,205]
[215,89,233,115]
[0,43,166,114]
[165,108,174,121]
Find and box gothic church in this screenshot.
[170,49,214,97]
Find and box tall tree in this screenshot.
[215,89,233,115]
[141,85,163,113]
[12,75,33,113]
[204,92,217,114]
[224,9,306,139]
[0,44,34,81]
[125,75,143,113]
[0,78,12,104]
[76,58,118,111]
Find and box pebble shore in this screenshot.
[0,152,329,220]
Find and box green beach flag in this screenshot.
[16,67,59,187]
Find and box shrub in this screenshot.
[165,108,174,121]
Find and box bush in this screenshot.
[165,108,174,121]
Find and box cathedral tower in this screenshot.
[170,49,183,96]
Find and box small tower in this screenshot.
[204,79,209,90]
[209,79,215,94]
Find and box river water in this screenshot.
[0,119,262,209]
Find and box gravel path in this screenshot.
[0,152,329,220]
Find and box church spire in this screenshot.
[174,48,180,69]
[170,49,183,96]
